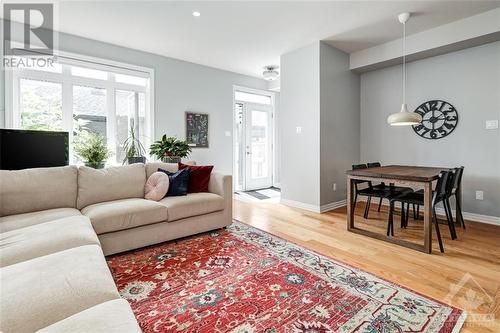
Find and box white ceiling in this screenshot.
[50,1,500,78]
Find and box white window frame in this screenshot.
[4,50,155,165]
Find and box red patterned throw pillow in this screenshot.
[178,162,213,193]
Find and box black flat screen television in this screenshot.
[0,129,69,170]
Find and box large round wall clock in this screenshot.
[412,100,458,139]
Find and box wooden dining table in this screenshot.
[346,165,462,254]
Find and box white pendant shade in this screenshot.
[387,104,422,126]
[387,12,422,127]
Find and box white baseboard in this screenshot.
[320,200,347,213]
[280,199,322,213]
[280,198,346,214]
[356,197,500,226]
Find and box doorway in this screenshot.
[233,87,276,196]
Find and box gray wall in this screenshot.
[0,27,268,174]
[280,42,321,206]
[320,42,360,205]
[361,41,500,217]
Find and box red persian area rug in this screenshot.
[107,222,466,333]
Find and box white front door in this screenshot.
[244,103,273,190]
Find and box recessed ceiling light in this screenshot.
[192,11,201,17]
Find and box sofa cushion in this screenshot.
[0,245,119,333]
[77,164,146,209]
[144,171,169,201]
[145,162,178,178]
[0,216,99,267]
[0,208,82,233]
[159,192,224,222]
[178,162,213,193]
[0,166,78,217]
[81,198,168,234]
[37,299,141,333]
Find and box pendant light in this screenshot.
[387,12,422,126]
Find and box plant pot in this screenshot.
[85,162,105,169]
[162,156,181,163]
[128,156,146,164]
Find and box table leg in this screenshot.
[423,182,432,254]
[347,177,354,230]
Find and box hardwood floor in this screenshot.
[233,199,500,332]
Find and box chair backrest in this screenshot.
[367,162,381,168]
[434,171,452,204]
[352,164,367,170]
[351,164,368,189]
[452,166,464,191]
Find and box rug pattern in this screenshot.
[107,222,464,332]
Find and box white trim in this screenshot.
[283,196,500,225]
[280,199,322,213]
[356,197,500,226]
[280,199,346,214]
[320,200,347,213]
[435,207,500,226]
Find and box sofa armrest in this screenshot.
[208,172,232,225]
[208,172,231,197]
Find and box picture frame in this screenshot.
[185,111,209,148]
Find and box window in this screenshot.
[20,79,63,131]
[234,91,272,105]
[6,54,153,165]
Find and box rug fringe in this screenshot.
[452,311,467,333]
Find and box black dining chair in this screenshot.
[366,162,413,213]
[446,167,465,229]
[387,171,453,253]
[413,167,465,233]
[351,164,411,219]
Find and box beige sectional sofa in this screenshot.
[0,162,232,333]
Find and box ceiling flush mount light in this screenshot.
[192,11,201,17]
[387,12,422,126]
[263,65,279,81]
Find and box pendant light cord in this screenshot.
[402,21,406,106]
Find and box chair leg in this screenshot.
[387,201,394,236]
[433,207,444,253]
[377,197,383,212]
[416,204,420,220]
[352,193,358,215]
[405,203,410,227]
[364,196,372,219]
[400,201,405,228]
[413,204,417,219]
[445,199,457,240]
[456,198,466,229]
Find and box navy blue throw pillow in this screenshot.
[158,168,190,196]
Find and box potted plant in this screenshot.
[149,135,191,163]
[74,133,112,169]
[123,125,146,164]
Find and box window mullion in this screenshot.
[107,73,117,164]
[61,65,74,163]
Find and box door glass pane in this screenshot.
[20,78,63,130]
[115,90,146,164]
[250,110,268,179]
[73,85,107,161]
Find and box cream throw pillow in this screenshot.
[144,172,169,201]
